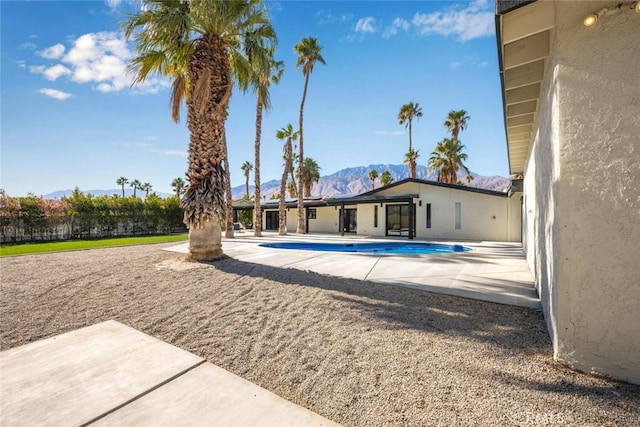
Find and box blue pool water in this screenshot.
[259,241,471,255]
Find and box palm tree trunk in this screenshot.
[296,73,310,234]
[244,175,249,198]
[254,99,263,237]
[121,185,125,198]
[182,34,230,261]
[223,130,234,239]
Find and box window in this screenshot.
[455,202,461,229]
[426,203,431,228]
[307,208,316,219]
[374,205,378,227]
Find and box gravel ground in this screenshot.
[1,243,638,426]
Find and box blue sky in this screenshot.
[1,0,508,197]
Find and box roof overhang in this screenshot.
[496,0,554,175]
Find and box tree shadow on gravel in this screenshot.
[212,258,549,353]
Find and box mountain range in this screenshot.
[41,164,509,200]
[232,163,510,200]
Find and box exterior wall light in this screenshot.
[584,2,640,27]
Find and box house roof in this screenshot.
[356,178,512,198]
[495,0,554,175]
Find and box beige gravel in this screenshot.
[1,243,638,426]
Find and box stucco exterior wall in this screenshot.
[371,183,520,241]
[308,206,340,234]
[523,1,640,383]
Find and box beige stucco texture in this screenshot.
[521,1,640,383]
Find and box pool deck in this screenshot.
[165,233,540,309]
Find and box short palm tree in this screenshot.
[403,149,420,179]
[444,109,470,140]
[240,161,253,198]
[428,138,471,185]
[275,124,298,235]
[398,101,423,178]
[116,177,128,198]
[171,177,185,198]
[368,169,378,190]
[294,36,325,233]
[380,170,394,186]
[301,157,321,198]
[130,179,141,198]
[141,182,153,198]
[123,0,276,260]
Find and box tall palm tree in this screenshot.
[428,138,471,185]
[240,161,253,198]
[380,170,394,186]
[171,177,185,198]
[403,149,420,180]
[444,109,470,140]
[124,0,276,261]
[239,44,284,238]
[368,169,378,190]
[275,124,298,235]
[116,177,128,198]
[141,182,153,198]
[294,36,325,234]
[398,102,423,178]
[301,157,321,198]
[130,179,142,198]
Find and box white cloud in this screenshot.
[37,43,65,59]
[317,9,352,25]
[30,64,72,81]
[449,55,490,69]
[411,0,494,41]
[152,149,188,158]
[19,42,37,50]
[39,88,73,100]
[375,130,404,136]
[105,0,122,8]
[382,18,410,39]
[28,31,168,95]
[355,17,376,33]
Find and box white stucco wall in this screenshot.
[523,1,640,383]
[369,182,520,241]
[308,206,340,234]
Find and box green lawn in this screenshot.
[0,234,188,257]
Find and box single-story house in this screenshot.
[496,0,639,383]
[234,178,522,242]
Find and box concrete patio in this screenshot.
[0,320,340,427]
[165,233,540,309]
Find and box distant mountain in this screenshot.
[232,164,511,199]
[43,188,172,199]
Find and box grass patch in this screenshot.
[0,234,188,257]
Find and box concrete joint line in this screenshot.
[80,359,207,426]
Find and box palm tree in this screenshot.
[116,177,128,198]
[444,109,470,140]
[240,161,253,198]
[427,138,471,185]
[368,169,378,190]
[398,102,423,178]
[240,44,284,238]
[294,36,326,234]
[275,124,298,235]
[141,182,152,198]
[403,149,420,180]
[171,177,185,198]
[380,170,394,186]
[287,180,297,198]
[301,157,321,198]
[130,179,141,198]
[124,1,276,261]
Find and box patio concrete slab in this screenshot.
[165,235,540,309]
[0,321,340,427]
[94,362,340,427]
[0,320,203,427]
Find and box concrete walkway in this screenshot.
[0,320,340,427]
[166,233,540,309]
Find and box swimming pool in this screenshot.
[259,241,471,255]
